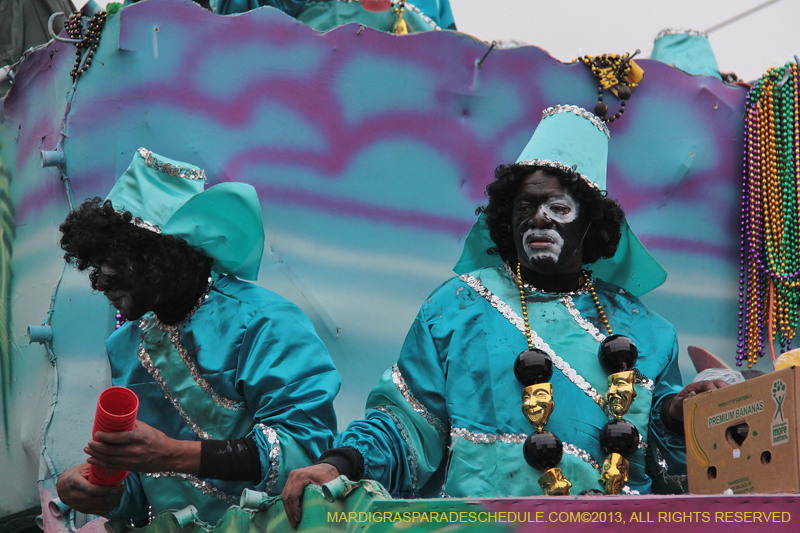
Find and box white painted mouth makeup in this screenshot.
[522,228,564,262]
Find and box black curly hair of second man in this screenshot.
[59,197,212,295]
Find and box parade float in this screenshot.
[1,0,798,531]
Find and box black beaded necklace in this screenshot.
[513,262,642,494]
[65,11,107,80]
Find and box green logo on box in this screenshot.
[771,380,789,446]
[772,380,786,422]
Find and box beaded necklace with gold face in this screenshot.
[512,262,642,495]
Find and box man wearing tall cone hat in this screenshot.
[282,105,726,526]
[55,148,341,524]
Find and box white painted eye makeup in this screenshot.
[539,196,578,224]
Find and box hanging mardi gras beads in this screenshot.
[65,10,107,80]
[738,60,800,367]
[574,52,644,123]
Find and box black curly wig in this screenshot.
[59,197,212,297]
[477,163,625,266]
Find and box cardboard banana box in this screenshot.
[684,366,800,494]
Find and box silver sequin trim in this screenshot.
[130,218,161,234]
[655,28,708,40]
[375,405,419,496]
[258,424,281,494]
[563,442,601,471]
[560,295,606,342]
[542,105,610,138]
[151,284,246,412]
[402,1,440,30]
[558,297,655,393]
[516,158,600,191]
[460,274,613,419]
[114,210,161,235]
[450,427,527,444]
[391,365,448,439]
[633,368,655,392]
[137,147,206,181]
[138,319,212,440]
[450,427,647,454]
[164,329,245,411]
[145,472,238,504]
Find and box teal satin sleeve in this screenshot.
[411,0,456,29]
[335,409,418,497]
[236,301,341,491]
[107,473,149,521]
[333,306,449,498]
[646,336,688,493]
[216,0,309,17]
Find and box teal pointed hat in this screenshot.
[516,104,610,190]
[454,105,667,296]
[106,148,265,280]
[651,29,721,80]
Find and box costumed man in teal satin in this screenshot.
[216,0,456,33]
[281,105,728,527]
[55,148,341,525]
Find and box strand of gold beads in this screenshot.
[516,262,534,351]
[585,271,612,336]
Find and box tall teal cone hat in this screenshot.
[650,29,721,80]
[105,148,265,280]
[454,105,667,296]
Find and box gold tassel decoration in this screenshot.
[392,3,409,34]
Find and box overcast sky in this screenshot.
[450,0,799,82]
[75,0,799,82]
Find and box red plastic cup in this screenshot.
[87,386,139,486]
[362,0,391,12]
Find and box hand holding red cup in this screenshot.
[88,386,139,486]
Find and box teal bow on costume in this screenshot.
[106,148,265,281]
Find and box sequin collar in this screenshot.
[503,262,589,295]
